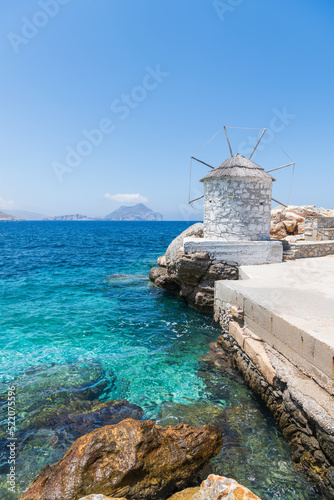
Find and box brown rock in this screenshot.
[20,419,223,500]
[79,496,128,500]
[192,474,261,499]
[204,263,238,282]
[167,488,200,499]
[194,290,214,311]
[155,274,180,292]
[170,252,210,286]
[165,223,204,269]
[149,267,167,282]
[270,221,288,240]
[282,220,297,233]
[157,255,167,267]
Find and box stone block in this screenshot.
[184,239,283,266]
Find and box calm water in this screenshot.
[0,222,321,499]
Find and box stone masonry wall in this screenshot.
[283,241,334,260]
[203,177,272,241]
[304,216,334,241]
[214,311,334,499]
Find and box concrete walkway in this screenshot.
[215,255,334,394]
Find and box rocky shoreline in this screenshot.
[17,209,334,499]
[19,416,261,500]
[149,223,238,312]
[149,212,334,499]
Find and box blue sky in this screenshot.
[0,0,333,220]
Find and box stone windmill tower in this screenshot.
[184,127,295,265]
[200,153,274,242]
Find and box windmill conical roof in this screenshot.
[200,153,274,181]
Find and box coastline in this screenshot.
[150,221,334,499]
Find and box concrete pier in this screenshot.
[215,255,334,394]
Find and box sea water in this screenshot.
[0,222,321,499]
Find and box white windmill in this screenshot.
[185,126,295,265]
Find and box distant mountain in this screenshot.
[0,211,19,221]
[6,210,47,221]
[43,214,95,221]
[103,204,164,221]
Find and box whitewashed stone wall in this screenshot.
[283,240,334,260]
[203,177,272,241]
[304,216,334,241]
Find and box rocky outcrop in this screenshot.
[270,205,333,240]
[165,223,204,266]
[20,418,223,500]
[149,224,238,312]
[0,210,19,221]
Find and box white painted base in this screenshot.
[183,238,283,265]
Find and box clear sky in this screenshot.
[0,0,333,220]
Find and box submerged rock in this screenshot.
[42,399,144,450]
[0,361,111,429]
[156,401,226,429]
[0,399,144,477]
[20,418,223,500]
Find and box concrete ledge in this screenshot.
[214,256,334,394]
[183,238,283,265]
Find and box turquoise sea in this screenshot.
[0,221,321,499]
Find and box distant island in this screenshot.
[103,203,164,221]
[0,204,164,222]
[0,211,19,221]
[5,210,48,221]
[43,214,95,221]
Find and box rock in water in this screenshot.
[192,474,261,499]
[20,419,223,500]
[79,496,128,500]
[167,488,200,499]
[165,223,203,268]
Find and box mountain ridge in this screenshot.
[0,211,20,221]
[103,203,164,221]
[41,204,164,221]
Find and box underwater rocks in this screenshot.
[20,418,223,500]
[156,401,226,430]
[38,399,144,450]
[0,361,111,431]
[0,398,143,475]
